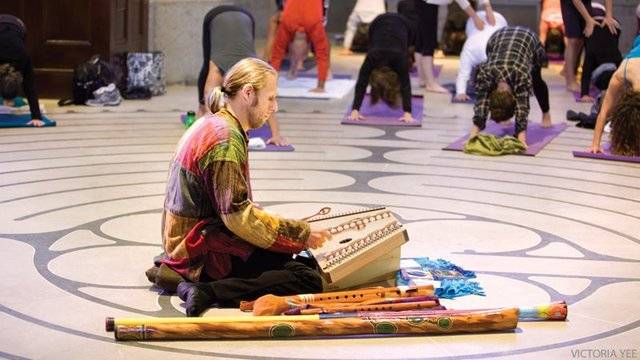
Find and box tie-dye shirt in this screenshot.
[160,108,310,281]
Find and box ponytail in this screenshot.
[206,58,276,114]
[207,86,226,114]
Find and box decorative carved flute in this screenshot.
[241,284,435,315]
[106,307,519,341]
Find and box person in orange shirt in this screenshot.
[269,0,330,93]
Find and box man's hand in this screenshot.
[469,125,480,139]
[305,226,331,250]
[472,15,485,31]
[350,109,365,121]
[309,87,325,93]
[266,134,289,146]
[517,131,528,147]
[399,112,415,123]
[583,17,597,37]
[602,15,620,35]
[579,95,595,103]
[454,94,470,102]
[27,119,44,127]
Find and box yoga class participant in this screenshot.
[350,13,415,123]
[470,26,551,146]
[197,5,287,146]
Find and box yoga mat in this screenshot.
[277,74,355,99]
[341,95,423,127]
[0,114,56,128]
[572,143,640,164]
[247,124,294,152]
[179,114,294,152]
[443,122,567,156]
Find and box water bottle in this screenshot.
[185,111,196,129]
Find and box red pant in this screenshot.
[270,19,330,82]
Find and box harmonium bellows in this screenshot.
[306,207,409,284]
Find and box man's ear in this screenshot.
[241,84,255,103]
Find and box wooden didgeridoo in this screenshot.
[107,307,518,341]
[242,284,435,315]
[323,301,568,321]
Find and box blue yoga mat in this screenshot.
[0,114,56,128]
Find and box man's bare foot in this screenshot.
[566,82,580,93]
[559,66,567,77]
[541,113,552,128]
[423,83,449,94]
[339,48,354,55]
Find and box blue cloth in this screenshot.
[396,257,485,299]
[626,35,640,59]
[0,113,55,127]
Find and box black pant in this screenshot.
[200,248,323,307]
[532,65,550,113]
[415,1,438,56]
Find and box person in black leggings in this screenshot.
[350,13,415,123]
[0,14,43,126]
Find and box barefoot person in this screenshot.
[269,0,330,93]
[350,13,416,123]
[590,36,640,156]
[470,26,551,146]
[454,8,508,102]
[198,5,287,146]
[0,14,43,126]
[150,58,331,316]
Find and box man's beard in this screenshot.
[247,97,268,129]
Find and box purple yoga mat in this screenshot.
[573,143,640,163]
[443,122,567,156]
[341,95,423,127]
[179,114,294,151]
[247,124,295,152]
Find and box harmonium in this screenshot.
[302,207,409,291]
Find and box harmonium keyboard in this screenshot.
[304,207,409,288]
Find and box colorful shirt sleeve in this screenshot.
[203,140,310,253]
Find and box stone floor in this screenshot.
[1,51,639,359]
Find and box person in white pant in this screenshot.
[454,9,507,101]
[414,0,494,93]
[340,0,387,55]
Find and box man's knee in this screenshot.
[284,261,323,293]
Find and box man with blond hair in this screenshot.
[148,58,331,317]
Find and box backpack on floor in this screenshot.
[58,55,115,106]
[126,51,165,97]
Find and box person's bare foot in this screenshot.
[541,113,552,128]
[423,83,449,94]
[339,48,354,55]
[286,70,298,80]
[566,82,580,93]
